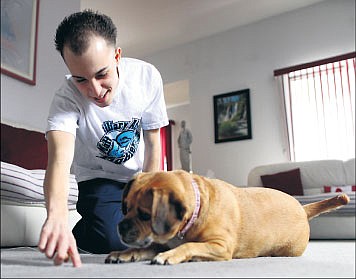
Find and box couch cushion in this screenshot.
[344,158,355,185]
[261,168,304,196]
[1,123,48,170]
[297,160,346,189]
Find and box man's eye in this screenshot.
[74,78,86,83]
[96,72,107,79]
[138,208,151,221]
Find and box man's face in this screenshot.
[63,36,121,107]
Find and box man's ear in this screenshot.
[115,47,122,62]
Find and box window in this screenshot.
[274,52,355,162]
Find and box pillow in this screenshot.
[323,185,356,193]
[1,123,48,169]
[261,168,304,196]
[0,161,78,209]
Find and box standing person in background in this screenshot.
[38,9,168,267]
[177,120,193,172]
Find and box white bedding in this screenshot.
[1,161,78,210]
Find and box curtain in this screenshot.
[274,52,355,161]
[160,120,175,170]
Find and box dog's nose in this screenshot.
[118,219,132,235]
[118,219,140,244]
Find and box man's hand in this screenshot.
[38,217,82,267]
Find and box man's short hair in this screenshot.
[55,9,117,57]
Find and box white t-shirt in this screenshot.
[47,58,169,183]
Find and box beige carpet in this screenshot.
[1,240,355,278]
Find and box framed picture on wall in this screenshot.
[1,0,40,85]
[213,88,252,143]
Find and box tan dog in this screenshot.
[105,170,349,265]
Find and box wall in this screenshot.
[1,0,80,131]
[1,0,354,186]
[146,0,355,185]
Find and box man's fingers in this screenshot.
[38,223,58,258]
[44,234,58,259]
[38,221,82,267]
[50,244,82,267]
[64,253,70,263]
[53,253,64,266]
[37,226,50,252]
[68,246,82,267]
[54,237,69,265]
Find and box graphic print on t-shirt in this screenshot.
[96,118,141,164]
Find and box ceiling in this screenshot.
[79,0,326,108]
[80,0,326,59]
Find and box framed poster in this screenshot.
[1,0,40,85]
[213,88,252,143]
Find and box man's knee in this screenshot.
[73,221,127,253]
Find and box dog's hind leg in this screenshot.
[303,193,350,220]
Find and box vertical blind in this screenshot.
[274,52,355,161]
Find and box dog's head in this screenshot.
[118,170,193,248]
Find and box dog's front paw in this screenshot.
[151,250,186,265]
[105,250,135,264]
[105,248,157,264]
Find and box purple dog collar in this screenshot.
[177,179,201,239]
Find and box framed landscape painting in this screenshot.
[1,0,39,85]
[213,89,252,143]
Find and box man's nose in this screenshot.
[88,79,102,97]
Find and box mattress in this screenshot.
[1,202,81,247]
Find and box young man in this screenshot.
[38,10,169,267]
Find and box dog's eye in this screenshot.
[138,208,151,221]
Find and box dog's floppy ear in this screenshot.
[122,179,134,215]
[151,189,186,235]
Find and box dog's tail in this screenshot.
[303,193,350,220]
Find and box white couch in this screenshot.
[247,158,355,239]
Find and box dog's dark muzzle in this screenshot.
[118,218,140,244]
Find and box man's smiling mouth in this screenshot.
[95,88,111,102]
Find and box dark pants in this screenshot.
[72,178,128,254]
